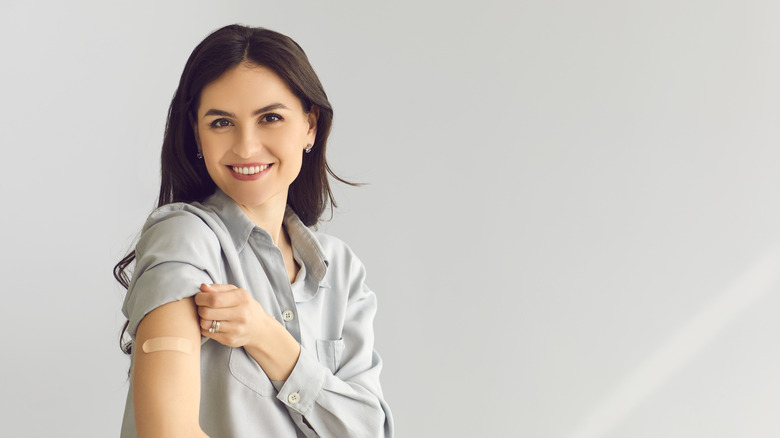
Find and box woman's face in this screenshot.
[195,64,317,210]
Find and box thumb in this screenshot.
[201,283,237,292]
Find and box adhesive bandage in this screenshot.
[141,337,195,355]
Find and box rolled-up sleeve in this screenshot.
[274,255,394,437]
[122,207,222,339]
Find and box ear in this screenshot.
[305,107,319,147]
[189,113,202,153]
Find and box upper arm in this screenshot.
[133,298,207,438]
[123,208,222,340]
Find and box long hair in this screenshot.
[115,24,354,355]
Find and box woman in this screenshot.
[115,24,393,437]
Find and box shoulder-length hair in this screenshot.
[115,24,352,355]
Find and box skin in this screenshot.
[195,63,316,247]
[133,63,317,436]
[133,298,207,437]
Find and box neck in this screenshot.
[237,192,288,246]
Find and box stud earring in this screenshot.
[304,144,313,154]
[196,151,203,159]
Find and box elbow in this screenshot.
[348,397,394,438]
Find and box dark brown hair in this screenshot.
[115,24,353,355]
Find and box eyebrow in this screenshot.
[203,103,290,118]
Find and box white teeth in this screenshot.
[232,165,268,175]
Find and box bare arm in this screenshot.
[133,298,208,438]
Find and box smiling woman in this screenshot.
[195,65,317,232]
[114,24,393,437]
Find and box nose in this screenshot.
[232,125,262,159]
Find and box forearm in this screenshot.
[244,314,302,381]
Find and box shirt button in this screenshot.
[288,392,300,404]
[282,310,294,322]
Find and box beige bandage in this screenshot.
[141,337,195,355]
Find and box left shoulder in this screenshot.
[310,231,375,301]
[310,231,367,270]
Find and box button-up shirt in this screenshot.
[120,189,393,437]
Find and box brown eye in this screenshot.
[209,118,232,128]
[261,113,283,123]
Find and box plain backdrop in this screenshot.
[2,1,780,437]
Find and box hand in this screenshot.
[195,283,302,380]
[195,283,267,348]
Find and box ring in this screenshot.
[215,321,220,334]
[209,320,219,334]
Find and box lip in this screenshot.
[227,162,273,181]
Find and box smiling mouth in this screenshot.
[230,164,272,175]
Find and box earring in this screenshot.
[196,151,203,159]
[305,144,313,154]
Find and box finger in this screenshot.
[197,305,240,322]
[201,326,220,341]
[200,283,237,293]
[195,288,246,308]
[199,318,230,334]
[200,327,232,346]
[201,325,242,348]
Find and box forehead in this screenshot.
[198,64,301,113]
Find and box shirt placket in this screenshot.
[248,234,302,344]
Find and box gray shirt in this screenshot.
[120,189,393,437]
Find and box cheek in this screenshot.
[200,132,233,160]
[269,130,306,162]
[200,131,223,152]
[201,159,221,186]
[278,147,304,174]
[199,136,228,179]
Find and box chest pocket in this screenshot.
[228,346,276,397]
[315,338,345,374]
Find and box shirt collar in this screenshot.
[284,205,329,284]
[199,188,329,284]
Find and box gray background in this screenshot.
[1,1,779,437]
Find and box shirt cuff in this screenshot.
[275,345,328,414]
